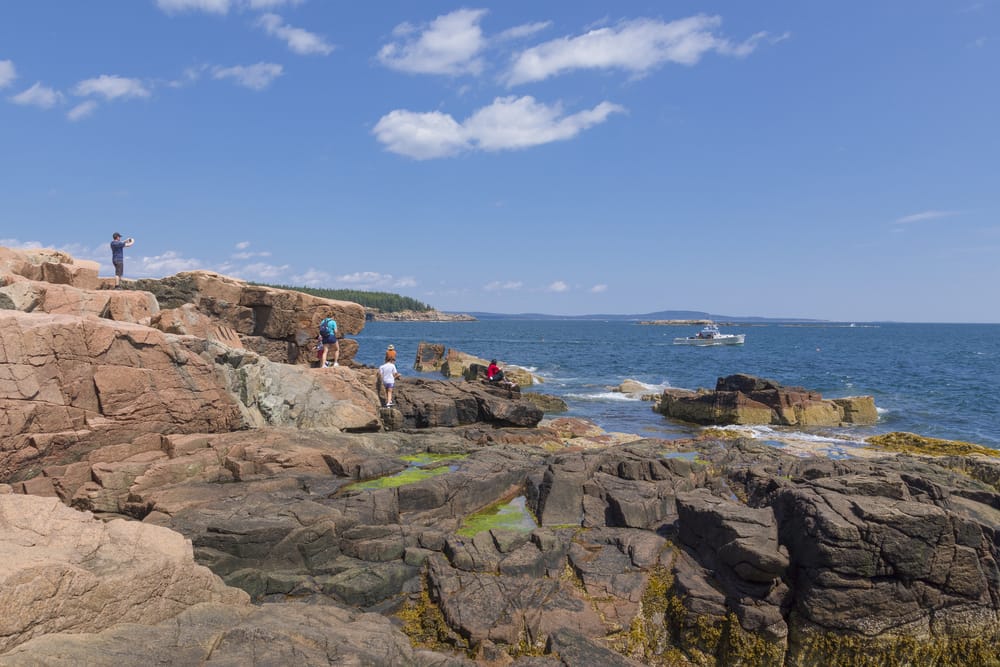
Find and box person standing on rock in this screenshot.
[110,233,134,289]
[318,316,339,368]
[385,344,396,363]
[378,352,400,407]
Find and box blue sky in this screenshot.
[1,1,997,322]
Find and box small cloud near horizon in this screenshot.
[484,280,523,291]
[590,284,608,293]
[137,251,204,276]
[547,280,569,292]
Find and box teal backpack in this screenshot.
[319,317,337,338]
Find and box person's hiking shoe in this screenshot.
[333,362,339,367]
[385,402,394,407]
[324,362,332,368]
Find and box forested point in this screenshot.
[257,284,433,313]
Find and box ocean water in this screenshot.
[355,321,1000,450]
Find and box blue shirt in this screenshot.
[110,240,126,262]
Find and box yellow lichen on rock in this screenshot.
[866,431,997,458]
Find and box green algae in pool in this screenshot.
[660,451,699,461]
[458,495,538,537]
[399,453,467,464]
[343,453,468,491]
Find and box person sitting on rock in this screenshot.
[487,359,517,389]
[385,344,396,363]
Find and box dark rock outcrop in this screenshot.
[393,377,542,429]
[654,373,878,426]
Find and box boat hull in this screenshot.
[673,334,745,346]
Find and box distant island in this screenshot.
[458,310,825,323]
[638,319,737,326]
[368,309,476,322]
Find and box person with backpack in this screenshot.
[318,316,339,368]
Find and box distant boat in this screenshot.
[673,323,745,346]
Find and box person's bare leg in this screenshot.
[320,344,329,368]
[332,341,340,366]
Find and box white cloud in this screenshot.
[231,261,289,280]
[466,96,625,150]
[287,271,418,290]
[67,100,98,121]
[235,241,251,249]
[893,210,961,224]
[167,65,208,88]
[10,82,63,109]
[232,250,272,259]
[374,95,624,159]
[213,63,283,90]
[496,21,552,42]
[337,271,396,287]
[0,238,44,250]
[484,280,523,291]
[289,268,330,286]
[257,13,333,55]
[0,60,16,88]
[590,284,608,293]
[378,8,488,75]
[372,110,468,159]
[248,0,303,8]
[156,0,302,14]
[506,15,768,85]
[137,251,203,275]
[74,75,150,100]
[547,280,569,292]
[156,0,232,14]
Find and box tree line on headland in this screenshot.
[255,284,432,313]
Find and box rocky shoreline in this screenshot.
[2,245,1000,666]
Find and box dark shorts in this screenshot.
[383,382,394,390]
[322,336,339,346]
[113,260,124,277]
